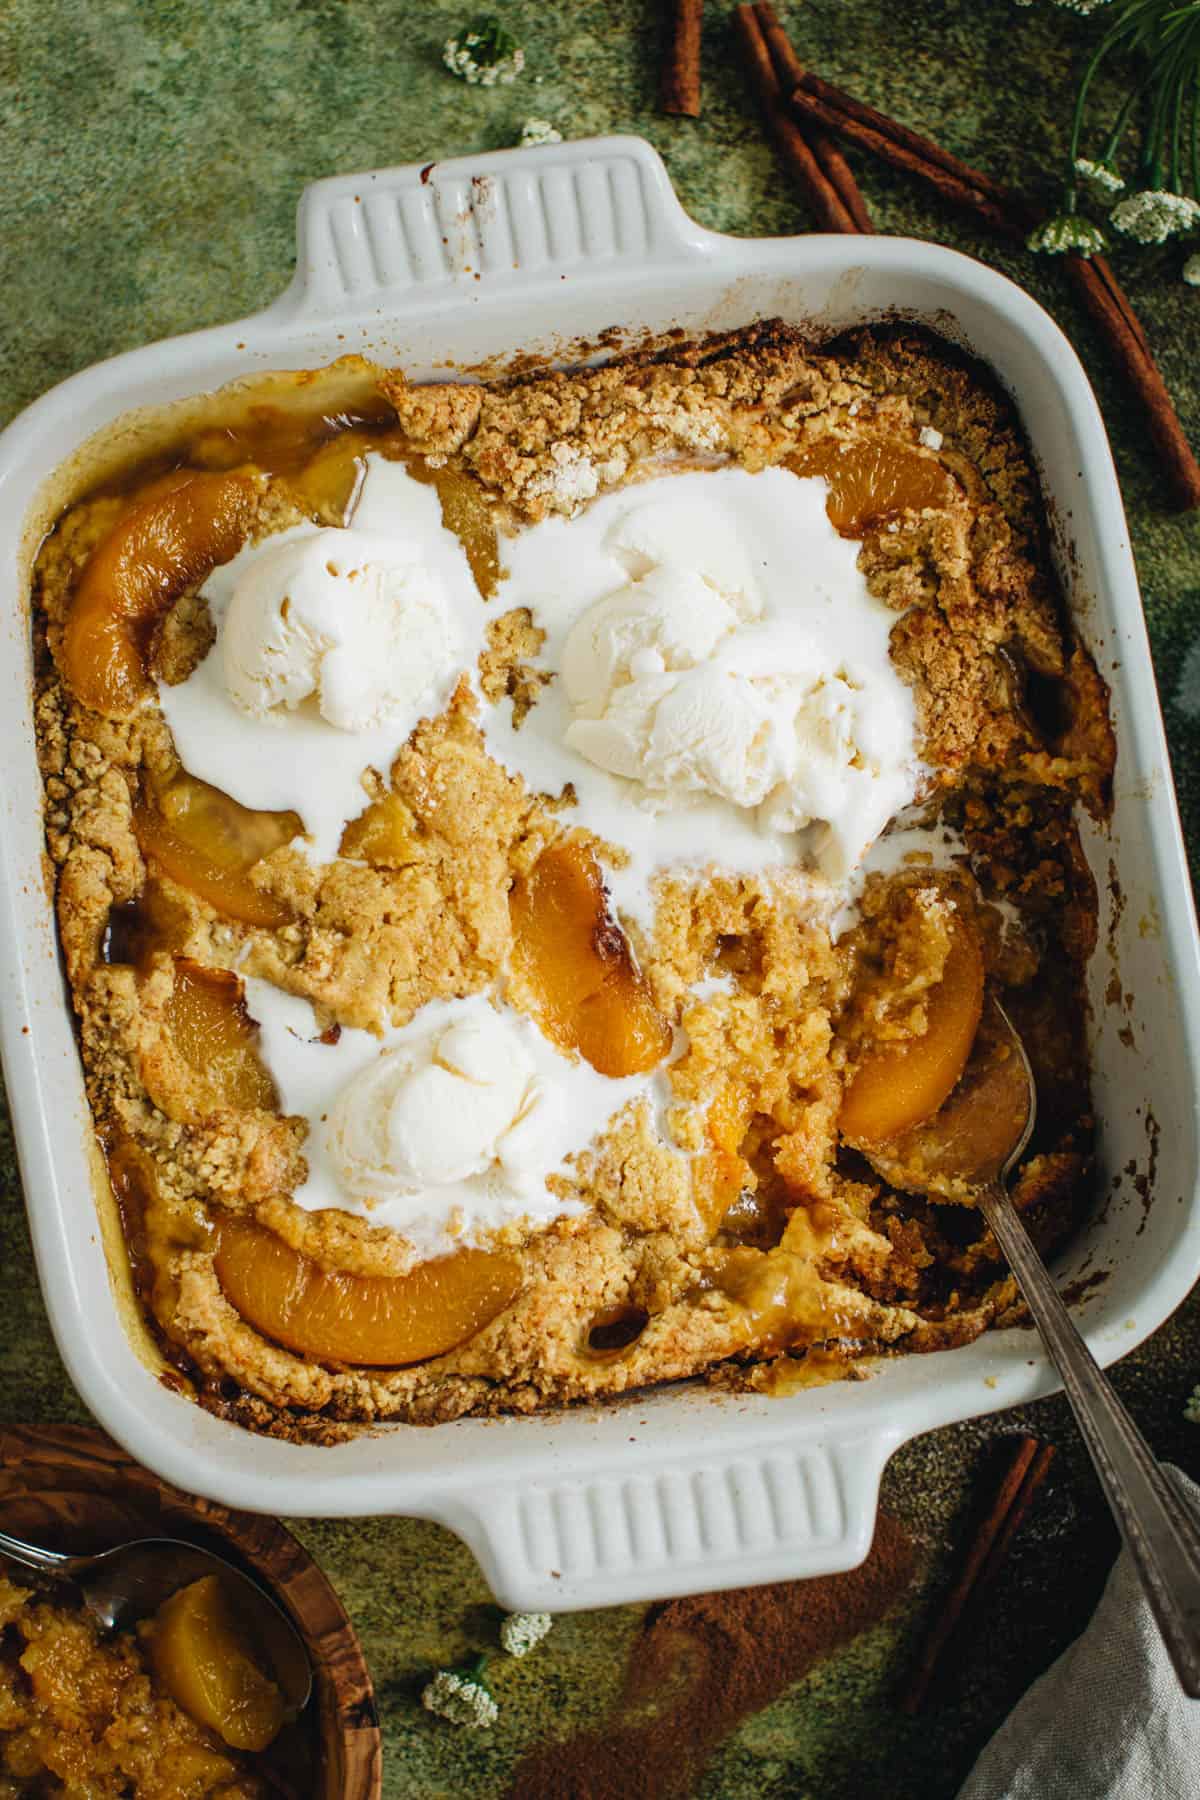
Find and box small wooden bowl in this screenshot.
[0,1423,381,1799]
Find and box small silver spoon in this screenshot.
[870,996,1200,1696]
[0,1528,312,1714]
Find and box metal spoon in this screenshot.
[871,996,1200,1696]
[0,1529,312,1714]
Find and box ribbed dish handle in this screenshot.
[432,1431,893,1613]
[271,136,712,321]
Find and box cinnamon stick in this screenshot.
[1067,258,1200,508]
[784,72,1200,510]
[792,69,1019,212]
[1091,255,1155,358]
[733,7,859,235]
[969,1441,1057,1610]
[788,79,1025,240]
[901,1436,1056,1714]
[753,4,873,233]
[661,0,703,118]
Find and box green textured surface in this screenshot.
[2,3,1199,1796]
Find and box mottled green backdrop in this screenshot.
[2,3,1199,1797]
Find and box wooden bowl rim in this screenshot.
[0,1421,382,1800]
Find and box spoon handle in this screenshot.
[978,1179,1200,1697]
[0,1527,77,1577]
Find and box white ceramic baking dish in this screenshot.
[2,137,1198,1613]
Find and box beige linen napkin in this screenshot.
[958,1465,1200,1800]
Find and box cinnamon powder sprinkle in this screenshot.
[509,1514,915,1800]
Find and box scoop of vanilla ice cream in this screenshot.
[563,562,778,805]
[560,519,918,877]
[562,564,750,719]
[757,661,920,873]
[222,527,458,733]
[325,1006,556,1204]
[568,661,783,804]
[606,494,759,602]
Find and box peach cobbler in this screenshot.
[0,1570,289,1797]
[31,323,1114,1435]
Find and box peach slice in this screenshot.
[840,918,985,1145]
[339,789,422,866]
[150,1575,285,1753]
[214,1218,522,1366]
[104,1133,164,1311]
[61,471,259,716]
[162,960,278,1114]
[693,1089,754,1235]
[871,998,1033,1193]
[133,770,300,929]
[186,403,393,481]
[509,840,670,1078]
[786,439,958,537]
[288,430,374,521]
[188,405,405,523]
[405,457,500,598]
[104,1131,213,1316]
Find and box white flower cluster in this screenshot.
[519,118,562,147]
[421,1614,554,1729]
[421,1668,499,1730]
[1017,3,1200,281]
[1110,189,1200,245]
[1187,1383,1200,1422]
[499,1611,553,1656]
[1027,213,1107,256]
[1074,157,1124,200]
[443,16,525,86]
[1184,253,1200,288]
